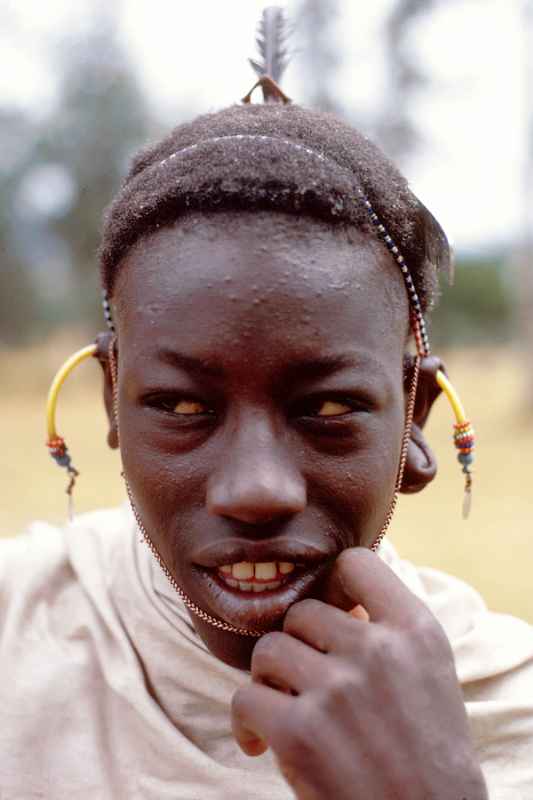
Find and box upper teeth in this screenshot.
[219,561,295,581]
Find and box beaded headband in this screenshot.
[45,7,475,637]
[112,131,431,359]
[46,132,475,522]
[99,133,472,496]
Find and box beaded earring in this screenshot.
[363,194,475,519]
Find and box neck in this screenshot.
[189,613,264,671]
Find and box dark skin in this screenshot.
[98,210,487,799]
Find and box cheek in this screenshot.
[117,399,210,555]
[305,410,404,546]
[359,412,405,542]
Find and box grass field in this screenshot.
[2,333,532,622]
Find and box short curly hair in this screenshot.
[99,103,450,313]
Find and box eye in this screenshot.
[172,399,209,415]
[145,393,215,419]
[293,394,368,420]
[315,399,352,417]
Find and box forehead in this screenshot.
[114,211,409,372]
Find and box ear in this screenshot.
[400,355,444,494]
[94,332,119,450]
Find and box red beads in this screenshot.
[47,436,66,458]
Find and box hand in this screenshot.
[232,548,488,800]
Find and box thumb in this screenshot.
[321,549,370,620]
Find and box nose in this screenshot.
[206,412,307,525]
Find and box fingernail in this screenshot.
[349,604,370,622]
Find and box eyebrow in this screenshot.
[156,349,226,379]
[156,348,382,382]
[280,353,380,382]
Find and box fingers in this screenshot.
[251,630,328,693]
[322,547,424,628]
[283,597,369,652]
[232,682,294,757]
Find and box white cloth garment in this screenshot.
[1,504,532,799]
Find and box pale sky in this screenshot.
[1,0,528,253]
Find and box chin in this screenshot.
[191,615,259,671]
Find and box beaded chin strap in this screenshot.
[105,332,419,639]
[45,135,475,636]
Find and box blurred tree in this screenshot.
[0,7,152,342]
[0,109,42,345]
[431,256,514,347]
[41,12,150,327]
[520,0,533,413]
[295,0,342,113]
[374,0,436,164]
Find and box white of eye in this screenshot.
[317,400,352,416]
[173,400,206,415]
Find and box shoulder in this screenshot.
[414,561,533,686]
[0,505,134,629]
[0,507,143,788]
[0,519,69,612]
[380,538,533,687]
[0,504,131,574]
[381,538,532,641]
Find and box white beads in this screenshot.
[149,134,431,356]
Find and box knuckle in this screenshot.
[283,598,321,630]
[337,546,374,573]
[409,613,451,657]
[251,631,288,674]
[231,685,253,718]
[320,666,363,707]
[410,611,441,642]
[364,626,395,664]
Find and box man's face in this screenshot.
[112,210,409,668]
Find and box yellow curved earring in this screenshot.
[46,343,97,519]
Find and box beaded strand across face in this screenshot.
[99,132,474,510]
[98,132,474,513]
[45,16,475,636]
[105,269,421,638]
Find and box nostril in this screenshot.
[215,507,281,526]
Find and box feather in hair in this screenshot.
[249,6,290,85]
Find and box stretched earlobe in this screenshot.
[107,423,119,450]
[408,355,445,430]
[399,355,443,494]
[400,422,437,493]
[94,332,119,451]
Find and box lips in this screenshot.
[192,536,333,570]
[191,536,336,632]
